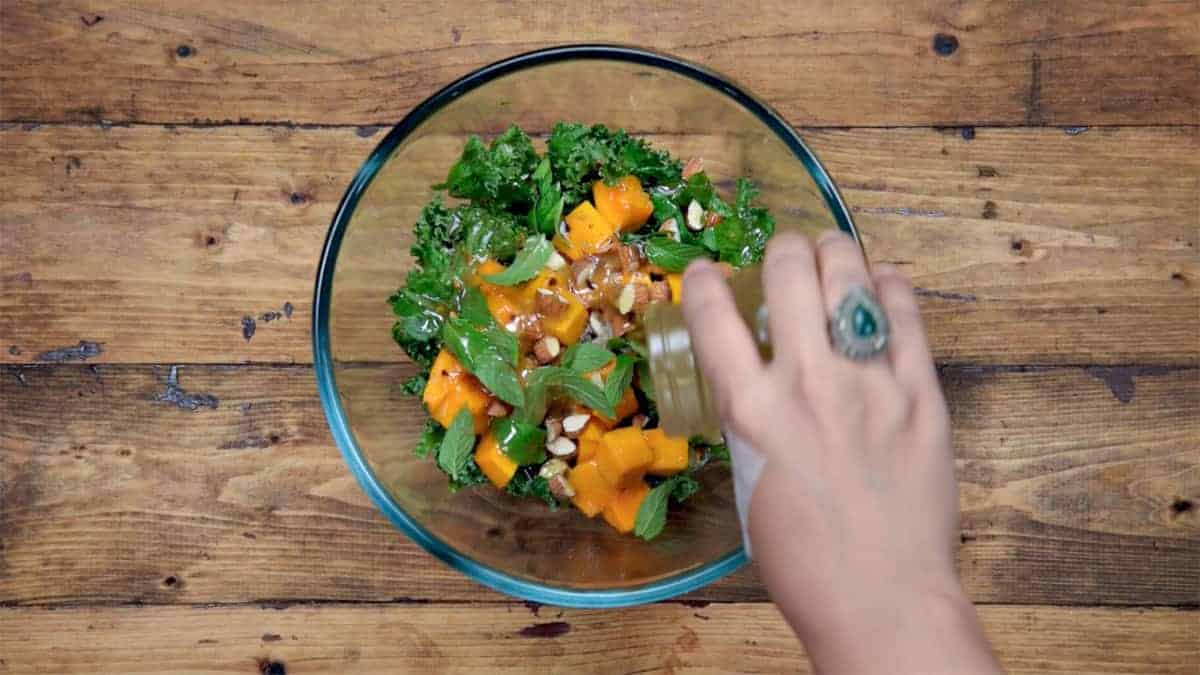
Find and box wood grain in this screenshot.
[1,1,1197,126]
[1,603,1196,674]
[1,124,1195,365]
[2,363,1195,607]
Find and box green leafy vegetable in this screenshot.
[441,317,524,407]
[506,468,558,508]
[457,286,494,328]
[458,206,528,262]
[634,475,701,540]
[439,125,540,210]
[528,157,565,237]
[514,366,615,423]
[560,342,615,373]
[412,419,444,458]
[636,360,655,402]
[642,236,708,272]
[481,235,554,286]
[400,374,427,396]
[604,354,636,409]
[713,178,776,267]
[634,478,673,540]
[436,408,477,484]
[547,122,681,205]
[491,417,548,465]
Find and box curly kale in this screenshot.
[547,122,682,205]
[438,125,541,211]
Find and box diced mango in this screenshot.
[555,201,616,261]
[576,419,606,463]
[474,431,517,489]
[667,273,683,305]
[644,428,689,476]
[521,269,589,344]
[568,460,618,517]
[596,427,654,489]
[593,176,653,232]
[603,481,651,534]
[423,350,491,434]
[475,260,524,326]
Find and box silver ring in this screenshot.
[829,285,889,360]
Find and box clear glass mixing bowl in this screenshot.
[313,45,857,607]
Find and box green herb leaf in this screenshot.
[643,236,709,273]
[670,475,701,502]
[634,479,674,540]
[458,286,494,328]
[548,122,681,205]
[491,417,547,465]
[436,408,477,483]
[481,235,553,286]
[604,354,636,409]
[459,206,528,262]
[506,468,558,508]
[561,372,615,418]
[561,342,615,373]
[413,419,444,458]
[442,317,525,407]
[684,172,716,208]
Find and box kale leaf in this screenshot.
[439,125,541,210]
[547,122,681,205]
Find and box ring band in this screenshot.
[829,285,889,360]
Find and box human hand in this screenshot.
[681,230,999,674]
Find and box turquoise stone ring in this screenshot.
[829,285,890,360]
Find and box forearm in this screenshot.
[770,571,1001,675]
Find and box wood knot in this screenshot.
[1171,498,1194,516]
[176,45,194,58]
[289,192,309,205]
[258,660,286,675]
[932,33,959,56]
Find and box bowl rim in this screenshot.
[313,44,859,608]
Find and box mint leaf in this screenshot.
[491,417,547,465]
[636,360,655,402]
[560,372,615,419]
[436,408,477,483]
[442,317,524,407]
[481,235,553,286]
[604,354,636,409]
[634,479,674,540]
[458,286,493,327]
[528,157,565,237]
[670,475,701,502]
[643,236,709,273]
[561,342,615,373]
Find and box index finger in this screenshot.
[680,259,766,410]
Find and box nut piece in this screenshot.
[536,288,568,317]
[545,417,563,442]
[545,251,567,271]
[631,283,650,311]
[571,257,598,288]
[486,400,510,418]
[682,157,704,179]
[521,316,545,342]
[705,210,722,228]
[546,436,577,458]
[650,280,671,303]
[561,413,590,436]
[630,414,649,429]
[504,318,521,334]
[589,371,604,388]
[616,283,636,315]
[547,473,575,500]
[539,458,569,479]
[605,306,634,337]
[686,199,705,231]
[659,217,680,241]
[533,335,561,364]
[588,311,613,340]
[617,244,640,273]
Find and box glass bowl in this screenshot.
[313,45,857,607]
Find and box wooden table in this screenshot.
[2,2,1197,672]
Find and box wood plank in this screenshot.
[1,125,1196,365]
[1,1,1196,126]
[0,603,1196,674]
[2,363,1196,606]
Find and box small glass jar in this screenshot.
[643,266,772,442]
